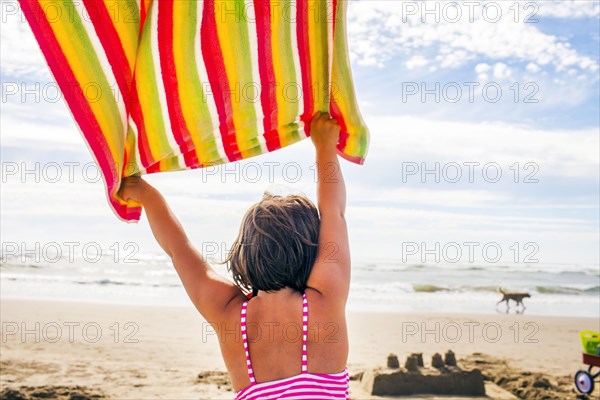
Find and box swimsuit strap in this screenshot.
[301,292,309,373]
[240,299,256,383]
[240,293,309,383]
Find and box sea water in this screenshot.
[1,252,598,318]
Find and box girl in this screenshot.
[119,111,350,399]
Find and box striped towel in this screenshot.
[19,0,369,221]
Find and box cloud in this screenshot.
[347,1,599,73]
[364,115,599,180]
[475,62,490,80]
[493,62,512,79]
[0,3,49,79]
[406,55,429,70]
[536,1,600,18]
[359,187,514,207]
[2,111,598,264]
[526,62,542,73]
[1,97,83,149]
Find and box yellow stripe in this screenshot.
[215,0,256,158]
[135,2,172,162]
[106,0,139,71]
[44,1,121,162]
[273,0,303,147]
[309,0,319,110]
[336,85,356,154]
[172,0,214,164]
[331,1,362,157]
[271,4,287,147]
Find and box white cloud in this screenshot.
[2,112,598,265]
[406,55,429,70]
[536,1,600,18]
[347,1,599,73]
[365,115,599,180]
[475,63,491,73]
[475,63,490,80]
[493,62,512,79]
[361,187,513,207]
[526,62,542,73]
[1,97,82,149]
[0,3,49,79]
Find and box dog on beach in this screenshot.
[497,287,531,308]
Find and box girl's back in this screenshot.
[227,289,349,399]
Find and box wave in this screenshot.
[75,279,141,287]
[74,279,181,288]
[535,285,600,295]
[436,284,599,295]
[355,262,599,276]
[0,262,43,269]
[412,284,449,293]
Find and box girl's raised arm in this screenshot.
[306,112,351,308]
[119,178,244,322]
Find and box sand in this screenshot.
[1,298,597,399]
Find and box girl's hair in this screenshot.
[222,192,320,294]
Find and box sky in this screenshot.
[1,0,599,268]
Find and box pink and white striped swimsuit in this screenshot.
[234,292,350,400]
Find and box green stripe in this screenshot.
[61,0,124,149]
[137,4,171,159]
[163,156,181,171]
[178,0,223,164]
[332,0,368,157]
[278,0,301,144]
[313,0,329,110]
[124,126,141,175]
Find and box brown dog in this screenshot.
[497,287,531,307]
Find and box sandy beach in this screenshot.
[1,298,597,399]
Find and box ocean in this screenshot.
[1,251,598,318]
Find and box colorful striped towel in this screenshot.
[19,0,369,221]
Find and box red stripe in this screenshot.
[332,0,338,33]
[200,1,241,162]
[146,162,161,173]
[253,0,281,152]
[81,0,151,175]
[18,0,139,220]
[81,0,152,169]
[82,0,131,100]
[157,0,198,168]
[183,149,202,169]
[139,0,147,38]
[330,99,349,155]
[296,0,314,134]
[128,82,154,168]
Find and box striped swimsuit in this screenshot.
[234,293,350,400]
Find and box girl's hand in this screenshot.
[118,176,149,203]
[310,111,340,152]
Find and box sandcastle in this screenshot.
[361,350,486,396]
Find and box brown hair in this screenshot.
[222,192,320,294]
